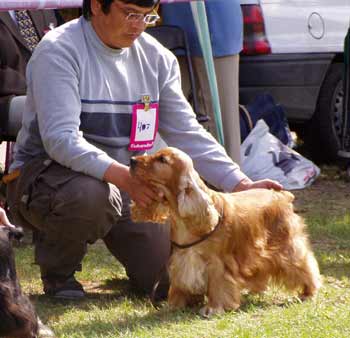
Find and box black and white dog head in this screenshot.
[0,226,38,338]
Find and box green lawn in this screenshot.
[14,182,350,338]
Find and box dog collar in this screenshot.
[170,209,223,250]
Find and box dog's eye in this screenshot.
[158,155,168,164]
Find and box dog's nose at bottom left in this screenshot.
[130,157,137,169]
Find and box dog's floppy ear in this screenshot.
[177,172,219,231]
[130,201,170,224]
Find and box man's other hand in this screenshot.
[233,177,283,192]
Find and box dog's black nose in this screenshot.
[130,157,137,169]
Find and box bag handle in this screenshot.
[239,104,253,131]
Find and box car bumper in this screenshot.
[239,53,335,121]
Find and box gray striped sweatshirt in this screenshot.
[11,17,246,192]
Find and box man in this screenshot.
[0,9,57,140]
[7,0,281,300]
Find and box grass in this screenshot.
[13,182,350,337]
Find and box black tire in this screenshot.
[305,63,344,163]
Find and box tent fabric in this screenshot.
[0,0,199,11]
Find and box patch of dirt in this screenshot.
[293,165,350,218]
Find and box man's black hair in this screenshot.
[83,0,160,20]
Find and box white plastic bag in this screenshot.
[241,120,320,190]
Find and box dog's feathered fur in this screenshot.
[130,147,321,316]
[0,226,38,338]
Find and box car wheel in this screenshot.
[305,63,344,163]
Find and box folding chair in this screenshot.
[146,25,209,123]
[0,96,25,207]
[0,96,25,172]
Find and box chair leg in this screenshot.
[5,142,14,174]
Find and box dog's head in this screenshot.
[130,147,219,233]
[0,226,38,338]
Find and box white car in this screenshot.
[239,0,350,161]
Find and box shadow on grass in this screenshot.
[31,278,133,313]
[50,307,198,338]
[30,277,174,324]
[29,277,308,338]
[16,226,350,337]
[30,277,198,337]
[312,239,350,281]
[40,295,308,337]
[318,257,350,281]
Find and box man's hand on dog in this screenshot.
[103,161,163,208]
[233,177,283,192]
[123,175,163,208]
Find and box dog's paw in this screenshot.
[199,305,224,318]
[38,317,56,337]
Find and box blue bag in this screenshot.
[240,93,293,146]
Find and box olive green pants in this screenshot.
[7,158,170,296]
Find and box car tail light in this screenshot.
[241,5,271,55]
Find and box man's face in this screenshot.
[91,0,155,49]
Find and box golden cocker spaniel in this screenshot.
[130,147,321,316]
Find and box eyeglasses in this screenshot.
[126,12,160,25]
[114,2,160,25]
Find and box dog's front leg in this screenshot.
[168,285,202,309]
[200,258,241,317]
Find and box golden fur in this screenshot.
[130,147,321,316]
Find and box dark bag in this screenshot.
[240,93,293,146]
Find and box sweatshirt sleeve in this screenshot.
[157,53,247,192]
[27,38,114,180]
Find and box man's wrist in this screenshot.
[103,161,130,190]
[233,177,253,192]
